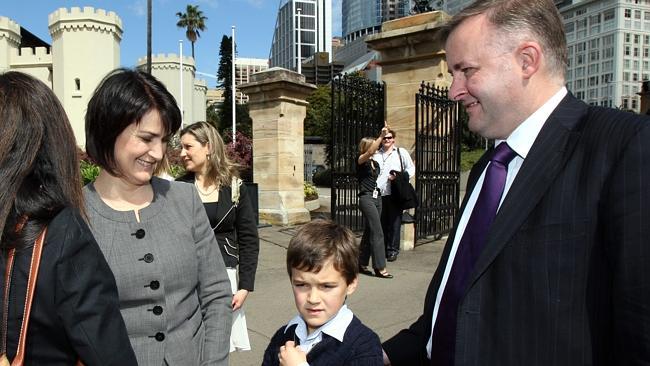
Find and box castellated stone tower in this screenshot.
[48,7,122,145]
[137,54,206,126]
[0,16,21,72]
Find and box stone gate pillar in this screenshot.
[366,11,452,250]
[239,68,316,226]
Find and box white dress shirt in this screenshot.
[285,304,354,355]
[426,87,568,359]
[373,146,415,196]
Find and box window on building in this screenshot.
[635,34,641,44]
[632,98,638,110]
[625,32,631,43]
[625,46,631,56]
[590,14,601,24]
[635,10,642,20]
[625,59,631,69]
[590,50,600,62]
[576,79,585,89]
[624,72,631,81]
[576,67,585,77]
[645,48,650,57]
[589,64,599,74]
[577,54,585,65]
[565,22,575,33]
[603,9,615,21]
[633,73,639,81]
[623,98,629,109]
[576,91,585,99]
[644,73,649,80]
[634,48,640,57]
[625,9,632,18]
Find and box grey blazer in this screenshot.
[83,177,231,366]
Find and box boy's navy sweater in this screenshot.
[262,315,383,366]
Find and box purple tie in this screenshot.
[430,142,517,366]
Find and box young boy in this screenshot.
[262,219,383,366]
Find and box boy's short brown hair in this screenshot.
[287,219,358,284]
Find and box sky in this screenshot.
[3,0,343,88]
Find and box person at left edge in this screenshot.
[82,68,232,366]
[0,71,137,365]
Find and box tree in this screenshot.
[175,4,207,59]
[304,85,331,138]
[217,35,233,130]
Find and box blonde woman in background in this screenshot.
[357,126,393,278]
[177,121,260,352]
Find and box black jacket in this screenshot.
[2,207,137,365]
[177,174,259,291]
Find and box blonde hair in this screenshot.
[358,137,375,155]
[180,121,240,187]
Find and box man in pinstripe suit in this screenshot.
[382,0,650,365]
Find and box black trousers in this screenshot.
[381,195,401,256]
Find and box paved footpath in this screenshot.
[229,224,446,366]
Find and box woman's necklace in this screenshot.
[194,180,218,196]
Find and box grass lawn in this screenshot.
[461,149,486,172]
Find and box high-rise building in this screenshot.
[559,0,650,112]
[270,0,332,71]
[443,0,474,15]
[342,0,382,42]
[342,0,412,42]
[234,57,268,103]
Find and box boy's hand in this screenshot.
[279,340,307,366]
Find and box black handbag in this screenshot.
[390,148,418,210]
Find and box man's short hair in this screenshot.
[287,219,359,285]
[441,0,567,81]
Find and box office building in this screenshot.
[235,57,268,103]
[270,0,332,70]
[443,0,473,15]
[560,0,650,112]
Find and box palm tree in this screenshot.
[175,4,207,59]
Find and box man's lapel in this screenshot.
[467,94,588,287]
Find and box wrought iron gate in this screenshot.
[330,74,385,231]
[414,82,461,241]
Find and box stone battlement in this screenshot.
[0,16,21,46]
[0,16,20,34]
[11,47,52,66]
[137,53,195,66]
[48,7,123,37]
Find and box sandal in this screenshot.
[374,268,394,279]
[359,265,374,276]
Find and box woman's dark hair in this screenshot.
[0,71,84,249]
[85,68,181,175]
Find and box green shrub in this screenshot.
[304,182,319,200]
[312,168,331,187]
[80,160,100,185]
[460,149,486,172]
[169,164,186,179]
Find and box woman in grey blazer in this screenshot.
[82,69,232,366]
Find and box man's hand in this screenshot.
[232,289,249,311]
[279,340,307,366]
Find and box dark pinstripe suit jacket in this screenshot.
[383,94,650,365]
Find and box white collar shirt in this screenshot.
[285,304,354,355]
[372,146,416,196]
[426,87,568,359]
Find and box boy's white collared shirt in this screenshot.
[284,304,354,354]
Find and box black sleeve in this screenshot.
[55,211,138,365]
[235,184,260,291]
